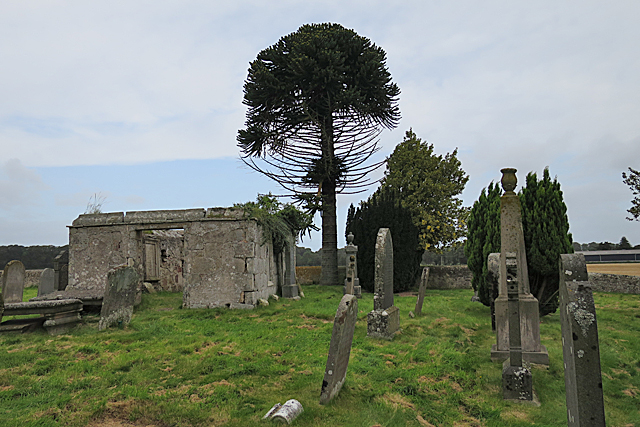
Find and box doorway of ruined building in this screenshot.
[141,228,185,293]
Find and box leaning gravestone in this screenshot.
[99,265,140,331]
[413,267,430,316]
[320,294,358,405]
[559,253,606,426]
[2,260,26,303]
[367,228,400,339]
[38,268,55,297]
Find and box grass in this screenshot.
[587,263,640,276]
[1,286,639,427]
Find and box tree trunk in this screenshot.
[321,177,339,285]
[320,115,339,286]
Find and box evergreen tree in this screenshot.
[465,168,573,316]
[345,188,422,293]
[619,236,632,249]
[237,23,400,286]
[520,168,574,316]
[464,182,501,306]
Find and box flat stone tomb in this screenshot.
[2,260,26,303]
[559,254,606,426]
[367,228,400,339]
[99,266,140,331]
[320,294,358,405]
[38,268,55,297]
[1,299,83,335]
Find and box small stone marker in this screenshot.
[414,267,430,316]
[501,252,535,403]
[2,260,26,303]
[559,253,606,426]
[99,265,139,331]
[53,250,69,291]
[38,268,55,297]
[343,233,361,298]
[263,399,303,424]
[320,294,358,405]
[367,228,400,339]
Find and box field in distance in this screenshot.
[587,263,640,276]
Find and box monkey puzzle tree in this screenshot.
[622,167,640,221]
[237,23,400,285]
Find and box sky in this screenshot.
[1,1,639,250]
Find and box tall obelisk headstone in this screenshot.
[491,169,549,365]
[282,235,299,298]
[559,253,606,426]
[502,252,535,402]
[367,228,400,339]
[343,233,361,298]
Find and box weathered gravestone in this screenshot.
[343,233,361,298]
[282,236,299,298]
[501,252,535,403]
[367,228,400,339]
[320,293,358,405]
[53,250,69,291]
[2,260,26,303]
[413,267,430,316]
[38,268,55,297]
[99,265,140,331]
[559,253,606,426]
[491,168,548,365]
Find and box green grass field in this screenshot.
[1,286,638,427]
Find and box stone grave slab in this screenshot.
[99,266,140,331]
[320,294,358,405]
[559,253,606,426]
[414,267,430,316]
[2,260,26,303]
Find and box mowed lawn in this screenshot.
[0,285,639,427]
[587,263,640,277]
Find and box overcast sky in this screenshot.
[1,1,638,250]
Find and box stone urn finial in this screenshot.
[347,232,354,245]
[500,168,517,193]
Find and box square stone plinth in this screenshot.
[367,306,400,340]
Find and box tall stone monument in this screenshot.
[501,252,535,403]
[320,294,358,405]
[2,260,26,303]
[491,168,549,365]
[281,236,299,298]
[559,253,606,426]
[367,228,400,339]
[343,233,361,298]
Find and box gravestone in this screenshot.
[559,253,606,426]
[320,294,358,405]
[38,268,55,297]
[53,250,69,291]
[99,265,140,331]
[501,252,535,403]
[414,267,430,316]
[491,168,548,365]
[487,253,500,331]
[282,235,299,298]
[343,233,361,298]
[367,228,400,339]
[2,260,26,303]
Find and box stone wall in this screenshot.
[69,207,280,309]
[420,265,473,290]
[588,273,640,294]
[295,266,346,285]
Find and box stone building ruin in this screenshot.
[64,207,296,309]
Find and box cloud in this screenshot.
[0,159,49,210]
